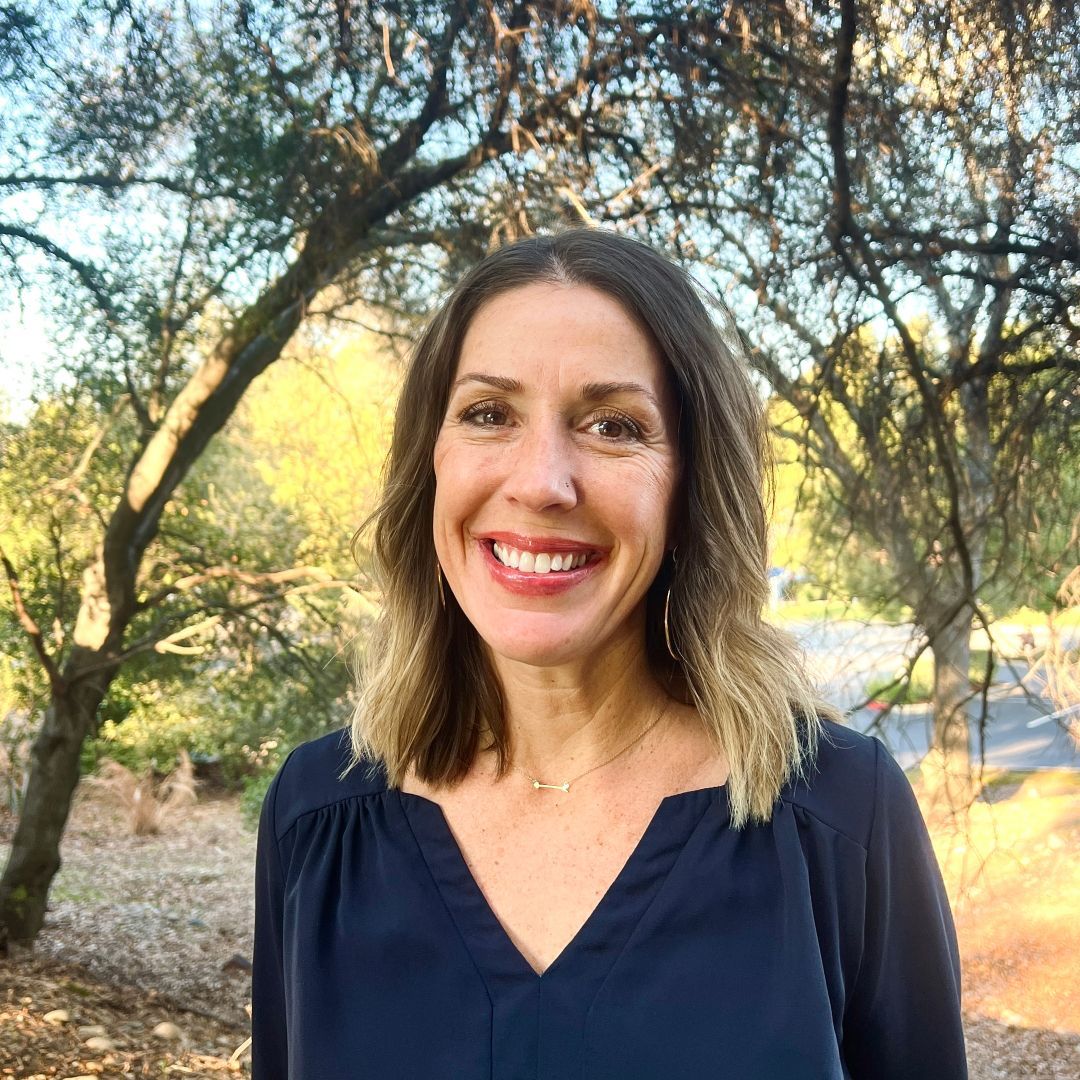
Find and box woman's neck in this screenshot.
[484,634,676,782]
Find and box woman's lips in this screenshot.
[481,531,605,555]
[477,538,602,595]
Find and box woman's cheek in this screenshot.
[606,454,677,509]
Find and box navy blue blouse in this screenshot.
[251,719,966,1079]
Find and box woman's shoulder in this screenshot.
[264,726,389,840]
[779,717,909,850]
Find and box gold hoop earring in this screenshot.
[663,587,676,661]
[663,547,678,662]
[436,564,446,609]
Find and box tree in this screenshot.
[579,0,1079,815]
[0,372,352,796]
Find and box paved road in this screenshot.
[787,619,1080,772]
[846,695,1080,772]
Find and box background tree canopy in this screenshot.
[1,0,1077,946]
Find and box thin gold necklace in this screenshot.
[513,699,672,793]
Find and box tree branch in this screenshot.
[0,172,194,196]
[825,0,976,605]
[0,547,65,694]
[0,224,113,316]
[134,563,345,614]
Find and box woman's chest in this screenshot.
[400,737,732,976]
[439,796,664,976]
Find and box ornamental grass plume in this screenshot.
[84,748,200,835]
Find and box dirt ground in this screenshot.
[929,769,1080,1077]
[2,772,1079,1078]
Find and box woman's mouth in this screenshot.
[491,541,592,573]
[477,538,603,595]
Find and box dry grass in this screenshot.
[81,750,200,835]
[0,706,33,814]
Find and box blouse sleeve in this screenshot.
[251,761,290,1080]
[842,738,968,1078]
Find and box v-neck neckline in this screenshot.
[398,784,728,985]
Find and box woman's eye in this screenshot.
[591,413,642,441]
[459,401,509,427]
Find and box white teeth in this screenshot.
[490,543,591,573]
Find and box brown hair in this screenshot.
[344,226,837,827]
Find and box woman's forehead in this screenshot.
[453,282,670,398]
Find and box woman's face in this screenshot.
[433,282,680,668]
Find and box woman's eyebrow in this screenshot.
[451,372,521,394]
[451,372,661,411]
[580,381,662,412]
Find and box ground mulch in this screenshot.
[1,952,248,1077]
[1,772,1079,1078]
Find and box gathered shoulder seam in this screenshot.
[777,793,870,853]
[276,786,390,845]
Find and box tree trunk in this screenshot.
[0,656,117,950]
[0,224,342,952]
[919,600,976,821]
[0,162,485,950]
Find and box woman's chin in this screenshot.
[476,626,595,671]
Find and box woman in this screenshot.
[252,228,966,1079]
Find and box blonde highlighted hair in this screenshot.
[344,226,839,828]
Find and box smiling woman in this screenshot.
[250,228,967,1079]
[433,283,679,668]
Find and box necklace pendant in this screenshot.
[533,780,571,792]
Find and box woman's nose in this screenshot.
[502,420,578,512]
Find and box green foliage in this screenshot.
[0,385,145,735]
[3,373,362,804]
[82,689,227,780]
[81,645,348,791]
[239,767,277,832]
[236,333,401,573]
[770,594,908,625]
[1007,606,1080,629]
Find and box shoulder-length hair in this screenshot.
[344,226,837,828]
